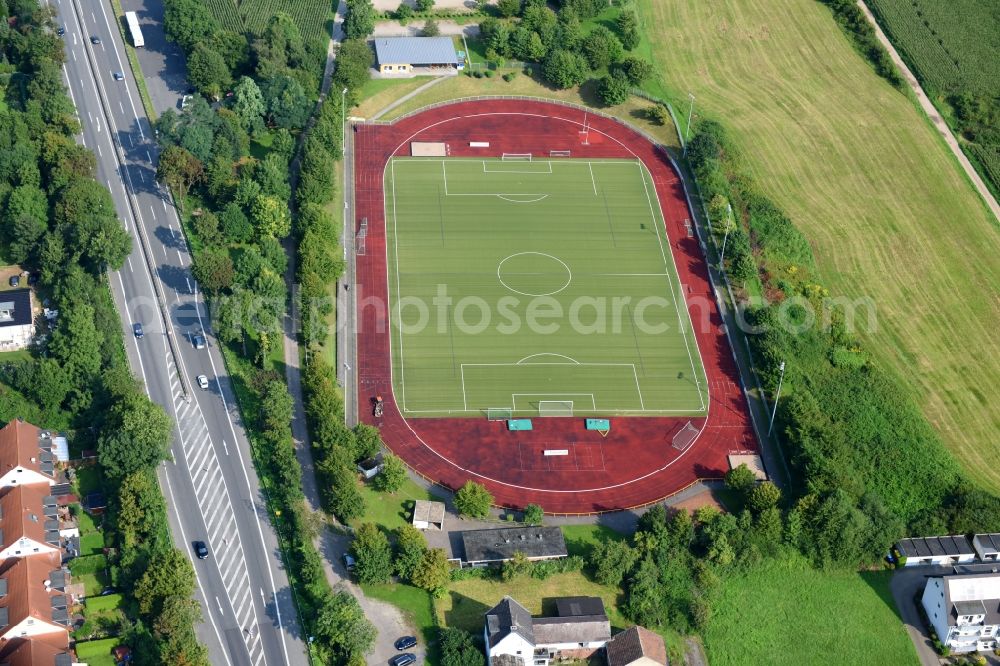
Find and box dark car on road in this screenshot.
[90,35,101,45]
[133,323,143,339]
[390,654,416,666]
[56,26,65,36]
[193,541,209,559]
[394,636,417,651]
[113,72,124,81]
[192,332,206,349]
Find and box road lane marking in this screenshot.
[216,597,224,614]
[127,256,133,272]
[222,439,229,455]
[124,133,132,147]
[119,100,124,113]
[96,144,101,156]
[186,277,192,294]
[146,149,152,163]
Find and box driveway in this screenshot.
[890,565,949,666]
[122,0,189,115]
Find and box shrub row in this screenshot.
[816,0,904,89]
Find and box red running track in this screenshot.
[353,99,756,514]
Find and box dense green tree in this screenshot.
[582,26,623,70]
[393,524,427,580]
[220,203,252,243]
[2,183,48,263]
[344,0,376,39]
[497,0,520,17]
[332,39,373,94]
[598,71,631,106]
[192,210,224,247]
[251,195,291,239]
[501,551,530,581]
[439,628,484,666]
[53,178,131,270]
[352,522,393,584]
[454,480,493,518]
[153,596,209,666]
[411,547,450,593]
[421,17,440,37]
[395,2,413,20]
[725,463,757,494]
[163,0,220,51]
[321,447,366,522]
[416,0,434,10]
[98,390,173,478]
[372,452,407,493]
[315,590,376,662]
[134,548,196,616]
[616,9,640,50]
[264,75,312,129]
[541,49,589,89]
[47,303,102,384]
[156,145,203,204]
[748,481,782,513]
[590,538,638,586]
[618,56,653,85]
[192,248,234,293]
[353,423,383,462]
[187,43,232,98]
[231,76,266,134]
[522,503,543,525]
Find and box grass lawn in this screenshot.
[76,570,110,597]
[640,0,1000,492]
[376,73,682,152]
[351,477,440,531]
[75,506,100,533]
[354,77,436,120]
[86,593,123,614]
[74,465,102,496]
[74,637,118,666]
[702,554,917,665]
[0,350,30,362]
[80,532,105,556]
[385,157,707,417]
[560,524,627,559]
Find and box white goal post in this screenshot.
[501,153,532,161]
[549,150,571,157]
[487,407,513,421]
[538,401,574,417]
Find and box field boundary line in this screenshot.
[588,161,597,195]
[637,161,707,412]
[390,159,408,410]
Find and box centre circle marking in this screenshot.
[497,252,573,297]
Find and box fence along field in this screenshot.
[204,0,332,43]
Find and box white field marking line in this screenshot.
[481,160,552,174]
[459,364,467,412]
[631,364,646,410]
[496,194,548,203]
[588,161,597,195]
[391,159,408,411]
[516,353,580,365]
[637,160,706,412]
[512,393,596,411]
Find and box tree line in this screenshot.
[0,2,205,661]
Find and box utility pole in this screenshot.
[683,92,696,156]
[767,361,786,437]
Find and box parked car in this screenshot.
[26,272,38,286]
[8,275,19,287]
[197,374,209,390]
[342,553,356,570]
[192,332,206,349]
[193,541,209,559]
[113,71,124,81]
[390,654,416,666]
[56,26,65,36]
[90,35,101,45]
[394,636,417,651]
[133,323,143,339]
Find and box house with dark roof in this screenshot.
[0,485,61,562]
[461,526,567,567]
[922,567,1000,653]
[974,534,1000,563]
[484,596,610,666]
[373,37,461,75]
[605,626,668,666]
[896,535,976,567]
[0,421,57,490]
[0,552,71,649]
[0,290,33,352]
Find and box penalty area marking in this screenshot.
[516,353,580,365]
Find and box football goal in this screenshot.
[549,150,571,157]
[538,401,574,417]
[501,153,532,161]
[487,407,513,421]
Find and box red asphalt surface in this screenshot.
[353,99,756,514]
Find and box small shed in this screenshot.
[412,500,445,530]
[357,452,384,480]
[373,37,460,75]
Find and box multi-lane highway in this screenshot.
[48,1,307,664]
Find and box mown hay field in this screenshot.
[638,0,1000,492]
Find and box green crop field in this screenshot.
[639,0,1000,492]
[384,157,708,418]
[204,0,331,43]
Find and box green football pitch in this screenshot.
[383,157,708,418]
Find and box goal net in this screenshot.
[538,401,573,417]
[487,407,513,421]
[549,150,571,157]
[501,153,532,161]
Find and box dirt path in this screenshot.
[857,0,1000,222]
